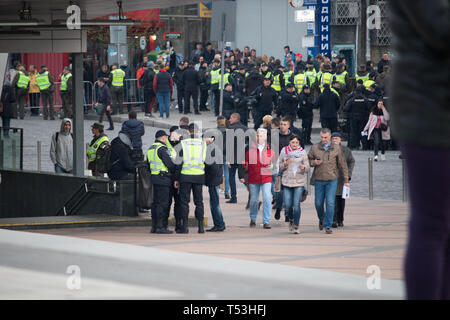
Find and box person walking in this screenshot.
[308,128,349,234]
[50,118,73,174]
[298,85,314,145]
[198,60,210,111]
[153,66,173,119]
[142,62,156,117]
[252,78,277,130]
[363,99,391,161]
[147,130,177,234]
[344,86,371,150]
[205,137,226,232]
[245,128,276,229]
[174,123,207,233]
[330,132,354,228]
[28,65,40,116]
[277,83,299,120]
[278,134,309,233]
[109,63,125,114]
[96,78,114,130]
[11,64,29,119]
[173,61,185,113]
[59,66,73,119]
[86,122,110,177]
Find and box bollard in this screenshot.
[368,157,373,200]
[402,159,407,203]
[37,141,41,171]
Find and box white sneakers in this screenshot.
[294,227,300,234]
[374,155,378,161]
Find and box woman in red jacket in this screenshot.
[244,128,276,229]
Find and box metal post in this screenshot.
[368,157,373,200]
[402,159,407,203]
[12,140,16,169]
[219,13,226,116]
[72,53,85,177]
[37,141,41,171]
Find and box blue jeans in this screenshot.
[55,164,73,174]
[228,164,239,200]
[156,92,170,118]
[249,183,272,224]
[223,156,230,195]
[208,186,225,228]
[283,186,305,226]
[314,179,338,229]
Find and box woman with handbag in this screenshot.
[277,134,310,234]
[363,99,390,161]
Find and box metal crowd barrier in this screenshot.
[92,78,145,108]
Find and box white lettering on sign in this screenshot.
[66,5,81,30]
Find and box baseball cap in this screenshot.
[155,130,168,139]
[331,132,342,138]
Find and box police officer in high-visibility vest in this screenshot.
[355,65,369,90]
[59,66,73,119]
[293,65,311,93]
[260,62,272,81]
[110,63,126,115]
[174,123,207,234]
[147,130,176,234]
[283,67,293,86]
[36,65,55,120]
[305,61,318,97]
[271,65,285,93]
[209,60,221,116]
[11,65,30,119]
[166,126,183,232]
[86,122,110,177]
[363,72,377,90]
[319,64,335,93]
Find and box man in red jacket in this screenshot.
[244,128,276,229]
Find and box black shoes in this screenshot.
[195,111,201,115]
[285,216,290,222]
[206,226,226,232]
[225,194,230,200]
[337,222,344,227]
[319,221,323,230]
[274,208,281,220]
[263,223,271,229]
[249,220,256,228]
[332,222,338,228]
[155,228,173,234]
[107,127,114,130]
[198,220,205,233]
[226,199,237,204]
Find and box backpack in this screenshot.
[95,141,116,174]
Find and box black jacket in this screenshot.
[278,89,299,116]
[203,49,216,64]
[173,67,185,90]
[198,67,210,90]
[343,93,370,120]
[142,69,155,91]
[230,72,247,96]
[182,66,200,91]
[222,90,236,114]
[298,91,314,119]
[108,133,135,180]
[315,88,340,119]
[226,121,248,165]
[389,1,450,147]
[253,85,278,113]
[1,85,16,118]
[205,143,224,187]
[245,72,264,96]
[98,84,112,106]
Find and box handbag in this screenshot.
[301,189,308,202]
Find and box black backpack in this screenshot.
[95,141,115,174]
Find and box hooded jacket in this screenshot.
[108,132,135,180]
[121,119,145,149]
[50,118,73,172]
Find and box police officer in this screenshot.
[12,64,29,119]
[343,86,370,150]
[86,122,110,177]
[298,85,314,145]
[260,62,272,81]
[355,65,370,89]
[60,66,73,119]
[305,61,318,97]
[36,65,55,120]
[166,126,183,232]
[277,83,299,120]
[271,65,285,94]
[174,123,207,234]
[209,59,221,116]
[318,64,335,93]
[252,77,277,129]
[293,65,310,94]
[147,130,176,234]
[110,63,126,114]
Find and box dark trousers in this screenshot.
[111,86,124,114]
[168,184,182,227]
[29,93,40,115]
[199,89,209,110]
[99,105,113,129]
[349,118,367,149]
[61,92,72,119]
[301,117,313,144]
[179,182,204,221]
[213,90,220,116]
[16,88,27,119]
[177,87,184,113]
[228,164,239,201]
[151,184,171,230]
[372,128,386,155]
[144,89,155,113]
[402,143,450,299]
[41,90,54,120]
[321,117,338,133]
[184,88,199,113]
[334,195,345,223]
